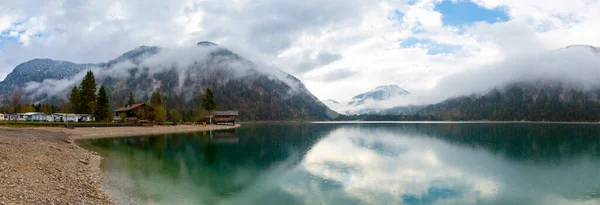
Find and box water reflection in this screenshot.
[81,123,600,205]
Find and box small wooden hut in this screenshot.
[213,110,238,125]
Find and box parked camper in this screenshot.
[52,113,78,122]
[76,114,95,122]
[23,112,50,122]
[0,113,4,121]
[16,113,26,121]
[4,114,17,121]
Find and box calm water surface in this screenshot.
[80,123,600,205]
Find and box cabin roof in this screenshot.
[24,112,46,115]
[214,110,239,116]
[114,103,145,112]
[53,113,77,116]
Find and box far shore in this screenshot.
[32,124,241,140]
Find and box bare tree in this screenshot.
[10,88,23,113]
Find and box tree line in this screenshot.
[126,88,217,122]
[0,70,221,122]
[0,89,63,114]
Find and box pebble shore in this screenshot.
[0,128,112,204]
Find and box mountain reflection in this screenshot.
[82,123,600,205]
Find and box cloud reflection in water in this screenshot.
[302,127,500,204]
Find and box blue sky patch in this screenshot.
[434,0,509,26]
[402,187,458,205]
[400,37,461,55]
[389,10,404,23]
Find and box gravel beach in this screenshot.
[0,124,239,204]
[0,128,112,204]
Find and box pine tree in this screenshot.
[201,88,217,112]
[150,92,164,106]
[127,92,135,105]
[95,85,111,122]
[69,86,80,113]
[79,71,97,114]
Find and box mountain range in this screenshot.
[329,45,600,121]
[0,42,336,121]
[2,44,600,122]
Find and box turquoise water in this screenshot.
[80,123,600,205]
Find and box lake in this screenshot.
[79,122,600,205]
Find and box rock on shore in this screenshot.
[0,128,112,204]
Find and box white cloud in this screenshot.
[1,0,600,104]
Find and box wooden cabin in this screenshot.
[213,110,238,125]
[114,104,147,121]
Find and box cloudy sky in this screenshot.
[1,0,599,101]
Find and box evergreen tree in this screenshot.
[95,85,111,122]
[69,86,80,113]
[150,92,164,106]
[127,92,135,105]
[202,88,217,112]
[149,91,166,122]
[79,71,97,114]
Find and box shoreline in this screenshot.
[32,124,241,140]
[0,124,240,204]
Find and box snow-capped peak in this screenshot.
[348,85,410,106]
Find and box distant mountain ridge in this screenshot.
[324,84,416,115]
[420,80,600,121]
[349,85,410,106]
[0,41,336,121]
[0,59,93,88]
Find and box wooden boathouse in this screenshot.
[213,110,238,125]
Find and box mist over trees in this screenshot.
[421,82,600,121]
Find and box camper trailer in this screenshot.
[52,113,78,122]
[23,112,50,122]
